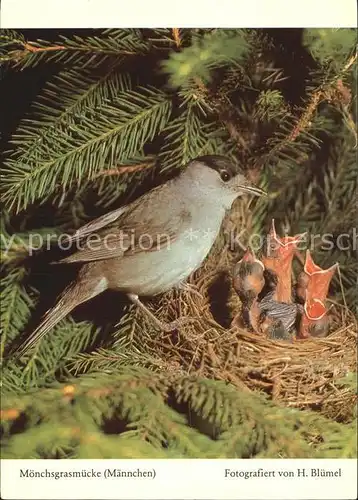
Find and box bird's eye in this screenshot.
[220,170,230,182]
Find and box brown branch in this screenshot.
[342,52,357,73]
[334,78,357,147]
[14,33,138,61]
[182,59,249,155]
[335,79,352,107]
[193,77,251,153]
[249,52,357,173]
[222,118,251,152]
[172,29,181,48]
[288,52,357,143]
[288,90,323,142]
[94,161,155,178]
[23,42,65,53]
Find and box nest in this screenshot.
[142,233,357,423]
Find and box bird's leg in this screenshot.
[127,293,196,332]
[177,281,203,299]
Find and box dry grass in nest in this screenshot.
[141,240,357,423]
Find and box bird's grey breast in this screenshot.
[108,188,226,296]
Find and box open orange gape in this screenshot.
[232,220,338,342]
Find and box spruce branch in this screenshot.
[0,30,148,69]
[188,75,261,159]
[288,53,356,143]
[147,29,191,50]
[67,306,166,377]
[0,268,33,359]
[158,102,214,172]
[2,319,99,393]
[288,52,357,143]
[68,348,164,376]
[10,67,131,162]
[2,88,172,212]
[2,369,356,458]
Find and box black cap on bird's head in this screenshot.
[191,155,266,198]
[194,155,243,178]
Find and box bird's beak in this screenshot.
[302,250,338,302]
[262,219,306,303]
[239,248,265,269]
[303,298,328,321]
[238,181,266,197]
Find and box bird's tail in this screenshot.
[12,282,81,360]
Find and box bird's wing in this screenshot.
[65,206,129,243]
[260,300,298,331]
[60,185,192,263]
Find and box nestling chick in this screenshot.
[297,298,330,338]
[295,270,310,304]
[232,249,265,301]
[13,155,265,359]
[295,250,338,303]
[258,297,301,342]
[232,249,265,331]
[258,317,293,342]
[260,219,306,303]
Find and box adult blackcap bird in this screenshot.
[14,155,265,359]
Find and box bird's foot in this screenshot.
[159,316,197,332]
[127,293,196,332]
[177,281,203,299]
